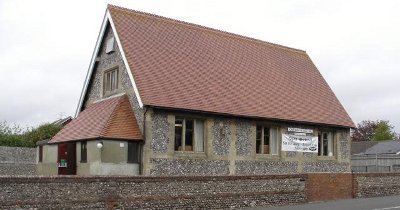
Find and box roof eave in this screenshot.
[147,104,355,129]
[48,136,143,145]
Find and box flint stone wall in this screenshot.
[0,175,307,209]
[146,111,352,176]
[354,173,400,198]
[84,25,145,132]
[4,173,400,209]
[150,159,230,176]
[0,146,36,175]
[236,160,298,175]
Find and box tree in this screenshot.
[352,120,378,142]
[352,120,397,142]
[0,122,30,147]
[373,121,396,141]
[0,121,62,147]
[24,123,62,146]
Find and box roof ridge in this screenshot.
[100,95,125,137]
[107,4,306,55]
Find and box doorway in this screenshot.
[58,142,77,175]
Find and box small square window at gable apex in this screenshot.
[106,37,115,54]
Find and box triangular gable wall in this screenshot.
[75,9,143,117]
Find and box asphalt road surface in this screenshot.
[245,195,400,210]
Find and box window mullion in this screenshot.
[268,128,271,154]
[182,118,186,151]
[320,133,323,156]
[261,127,264,154]
[193,119,196,152]
[328,132,334,156]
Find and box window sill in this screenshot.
[103,90,121,98]
[255,154,281,160]
[317,156,337,161]
[173,151,207,159]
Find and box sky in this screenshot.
[0,0,399,132]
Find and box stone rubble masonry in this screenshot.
[150,159,229,176]
[236,120,252,157]
[84,24,145,133]
[340,137,350,160]
[212,118,231,155]
[0,146,36,175]
[236,160,298,175]
[151,112,169,153]
[3,173,400,209]
[0,174,307,209]
[353,173,400,198]
[143,109,352,176]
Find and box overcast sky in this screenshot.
[0,0,399,132]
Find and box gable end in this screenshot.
[75,9,143,117]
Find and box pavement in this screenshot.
[244,195,400,210]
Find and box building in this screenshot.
[37,5,354,176]
[351,141,378,156]
[352,140,400,172]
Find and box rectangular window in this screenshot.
[174,117,204,152]
[318,132,334,156]
[128,142,140,163]
[103,68,119,95]
[256,126,279,155]
[81,141,87,163]
[106,37,115,53]
[38,145,43,162]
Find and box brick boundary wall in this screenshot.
[306,173,353,202]
[1,173,400,209]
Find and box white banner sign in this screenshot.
[282,134,318,153]
[287,127,313,134]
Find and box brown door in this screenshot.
[66,142,77,175]
[58,143,67,175]
[58,142,77,175]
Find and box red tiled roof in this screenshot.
[50,95,142,143]
[108,5,355,128]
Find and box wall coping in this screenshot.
[0,174,308,183]
[353,172,400,177]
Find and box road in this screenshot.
[245,195,400,210]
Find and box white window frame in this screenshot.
[105,37,115,54]
[174,117,205,153]
[318,132,334,157]
[256,126,279,155]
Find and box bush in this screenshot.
[24,123,62,146]
[0,121,62,147]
